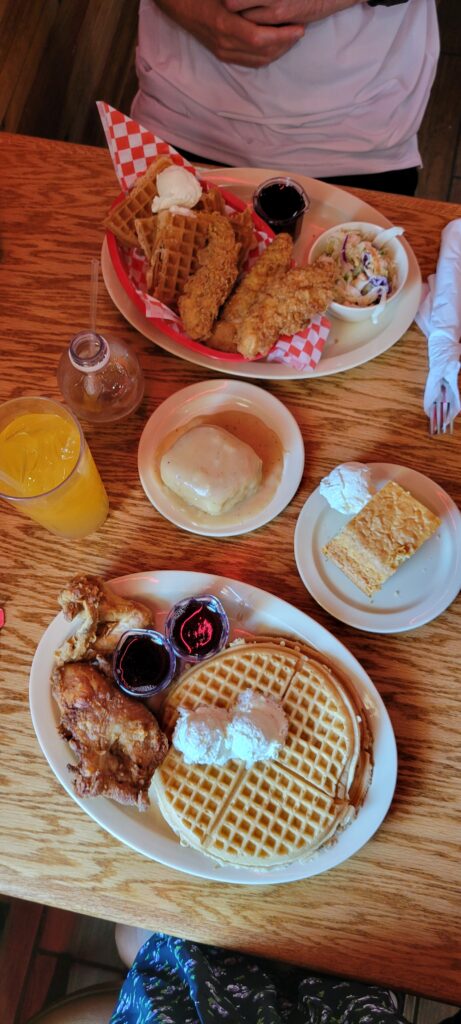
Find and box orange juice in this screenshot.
[0,398,108,538]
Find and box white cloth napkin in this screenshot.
[416,218,461,426]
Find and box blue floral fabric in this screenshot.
[110,933,407,1024]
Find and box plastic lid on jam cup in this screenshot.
[165,594,230,663]
[112,628,177,700]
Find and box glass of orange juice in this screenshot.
[0,396,109,538]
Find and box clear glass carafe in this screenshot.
[58,331,144,423]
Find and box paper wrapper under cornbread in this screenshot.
[323,480,441,597]
[154,638,373,869]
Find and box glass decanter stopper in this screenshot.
[57,330,144,423]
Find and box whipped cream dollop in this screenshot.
[319,462,375,514]
[172,690,288,767]
[152,165,202,213]
[227,690,288,768]
[173,705,231,766]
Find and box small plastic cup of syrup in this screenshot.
[113,629,176,708]
[253,176,310,241]
[165,595,230,663]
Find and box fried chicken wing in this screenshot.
[237,259,336,359]
[207,232,293,351]
[178,213,240,340]
[55,575,153,665]
[52,662,168,809]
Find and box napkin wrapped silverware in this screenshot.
[416,218,461,428]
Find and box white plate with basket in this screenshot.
[101,167,421,381]
[29,570,397,885]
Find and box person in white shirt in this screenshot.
[131,0,439,195]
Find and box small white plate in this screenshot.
[138,379,304,537]
[294,462,461,633]
[29,570,397,885]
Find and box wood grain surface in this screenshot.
[0,132,460,1004]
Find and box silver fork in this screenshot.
[430,379,454,435]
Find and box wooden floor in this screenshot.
[1,896,460,1024]
[0,898,124,1024]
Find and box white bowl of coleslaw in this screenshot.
[308,221,409,323]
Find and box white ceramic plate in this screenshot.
[29,570,397,885]
[137,379,304,537]
[294,463,461,633]
[101,166,421,381]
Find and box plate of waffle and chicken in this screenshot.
[30,570,397,884]
[101,164,421,380]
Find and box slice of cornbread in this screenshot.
[322,480,441,597]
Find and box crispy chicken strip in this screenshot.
[178,213,240,340]
[208,232,293,352]
[236,259,336,360]
[52,662,168,809]
[55,575,153,665]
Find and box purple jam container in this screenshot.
[113,628,176,704]
[253,176,310,241]
[165,594,230,663]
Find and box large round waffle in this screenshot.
[154,639,372,868]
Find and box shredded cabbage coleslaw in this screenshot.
[325,230,397,309]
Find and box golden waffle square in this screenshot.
[323,480,441,596]
[154,640,368,868]
[134,216,158,261]
[278,658,359,797]
[149,209,211,308]
[155,746,245,851]
[104,155,173,247]
[197,187,227,215]
[203,760,352,868]
[245,635,373,808]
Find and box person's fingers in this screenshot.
[217,36,302,64]
[224,0,272,9]
[213,15,304,62]
[241,7,305,25]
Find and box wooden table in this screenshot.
[1,131,460,1005]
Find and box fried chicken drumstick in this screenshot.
[52,662,168,809]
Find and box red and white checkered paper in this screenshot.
[97,102,330,370]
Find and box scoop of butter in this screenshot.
[319,461,375,514]
[152,165,202,213]
[160,424,262,515]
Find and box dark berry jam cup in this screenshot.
[113,629,176,700]
[165,594,230,663]
[252,176,310,241]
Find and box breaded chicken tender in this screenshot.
[209,232,293,351]
[178,213,240,339]
[52,662,168,809]
[236,259,336,359]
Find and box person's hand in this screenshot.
[223,0,361,25]
[155,0,304,65]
